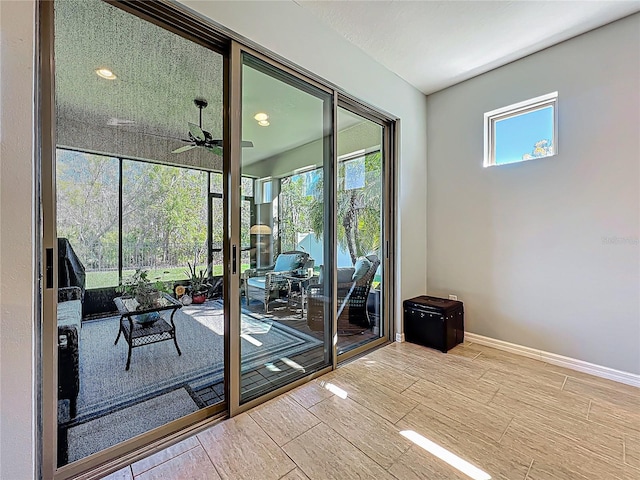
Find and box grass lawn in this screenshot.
[86,265,249,290]
[86,264,377,290]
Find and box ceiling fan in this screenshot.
[172,98,253,155]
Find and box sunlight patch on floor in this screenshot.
[241,316,273,335]
[185,305,276,337]
[188,311,224,336]
[319,381,348,399]
[400,430,491,480]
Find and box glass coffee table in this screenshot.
[113,293,183,370]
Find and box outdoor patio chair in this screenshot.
[306,254,380,333]
[244,250,310,312]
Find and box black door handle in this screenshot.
[46,248,54,289]
[232,245,237,275]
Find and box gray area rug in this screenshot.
[67,388,198,463]
[75,304,321,421]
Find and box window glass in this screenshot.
[54,0,225,466]
[484,92,557,167]
[210,172,223,194]
[241,177,254,197]
[336,106,384,355]
[344,156,366,190]
[239,53,333,403]
[122,161,208,282]
[56,149,119,288]
[494,106,554,165]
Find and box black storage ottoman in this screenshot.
[403,296,464,352]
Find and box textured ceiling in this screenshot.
[54,0,225,166]
[54,0,362,169]
[297,0,640,94]
[54,0,223,136]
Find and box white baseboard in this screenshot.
[465,332,640,389]
[395,332,405,343]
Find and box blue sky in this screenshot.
[495,106,553,165]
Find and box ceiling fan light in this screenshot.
[96,68,117,80]
[253,112,269,122]
[258,120,270,127]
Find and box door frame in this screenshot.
[39,1,232,478]
[335,98,397,363]
[227,41,338,415]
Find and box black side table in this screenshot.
[283,273,316,318]
[114,293,182,370]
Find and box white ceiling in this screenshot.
[296,0,640,95]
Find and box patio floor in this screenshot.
[60,297,379,464]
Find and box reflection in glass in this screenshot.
[240,54,332,403]
[335,108,384,355]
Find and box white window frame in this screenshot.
[484,91,558,167]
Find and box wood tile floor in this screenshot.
[101,341,640,480]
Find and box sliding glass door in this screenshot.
[52,0,228,469]
[43,1,394,476]
[236,53,334,404]
[335,106,387,356]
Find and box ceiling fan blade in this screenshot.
[172,144,197,154]
[188,122,206,142]
[204,145,223,156]
[207,139,254,148]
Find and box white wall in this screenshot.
[426,14,640,374]
[181,0,430,328]
[0,1,37,478]
[0,1,427,477]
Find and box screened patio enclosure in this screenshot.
[56,150,245,295]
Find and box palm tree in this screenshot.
[309,152,382,264]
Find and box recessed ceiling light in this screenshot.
[258,120,270,127]
[254,112,269,122]
[95,68,117,80]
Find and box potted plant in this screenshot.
[186,262,211,304]
[117,268,169,324]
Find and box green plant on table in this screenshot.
[116,268,170,310]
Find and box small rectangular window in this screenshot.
[344,156,365,190]
[484,92,558,167]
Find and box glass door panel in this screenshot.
[241,177,255,272]
[53,0,227,466]
[209,194,224,275]
[239,54,333,403]
[336,107,385,355]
